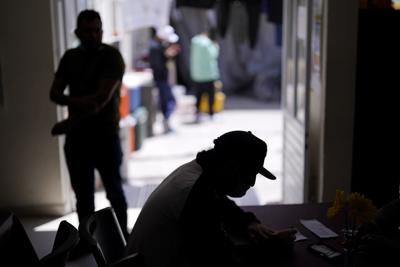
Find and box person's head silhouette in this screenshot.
[75,9,103,51]
[211,130,276,197]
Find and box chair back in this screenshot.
[0,211,39,266]
[79,207,127,267]
[109,252,145,267]
[39,220,80,267]
[0,211,13,250]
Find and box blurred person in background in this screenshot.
[149,26,180,133]
[190,28,220,123]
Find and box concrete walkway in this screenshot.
[125,90,284,207]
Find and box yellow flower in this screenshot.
[327,190,377,230]
[327,190,345,220]
[348,192,377,226]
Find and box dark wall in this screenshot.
[352,9,400,207]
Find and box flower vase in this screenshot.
[342,229,358,267]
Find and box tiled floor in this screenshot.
[21,91,283,266]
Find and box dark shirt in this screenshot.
[179,151,259,266]
[149,39,169,82]
[125,150,260,267]
[176,0,216,8]
[55,44,125,135]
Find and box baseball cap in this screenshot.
[213,131,277,180]
[156,25,179,43]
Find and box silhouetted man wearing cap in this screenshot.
[126,130,296,267]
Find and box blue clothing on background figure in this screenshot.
[149,27,179,133]
[149,39,170,82]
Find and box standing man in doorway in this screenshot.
[49,9,128,237]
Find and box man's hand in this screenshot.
[247,222,275,243]
[247,222,296,248]
[165,43,180,58]
[272,228,297,247]
[51,119,72,136]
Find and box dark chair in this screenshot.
[0,210,79,267]
[39,220,80,267]
[79,207,144,267]
[107,253,144,267]
[0,210,40,266]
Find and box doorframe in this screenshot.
[281,0,313,203]
[317,0,358,201]
[281,0,358,203]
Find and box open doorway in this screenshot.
[52,0,286,228]
[121,2,285,209]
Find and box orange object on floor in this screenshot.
[119,85,130,118]
[130,126,136,152]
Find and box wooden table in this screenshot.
[241,202,345,267]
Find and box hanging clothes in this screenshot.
[245,0,261,48]
[176,0,216,9]
[265,0,283,24]
[216,0,231,38]
[216,0,262,49]
[265,0,283,47]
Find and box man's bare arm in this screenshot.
[50,75,120,116]
[49,76,69,105]
[86,78,121,114]
[49,76,91,111]
[50,78,121,135]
